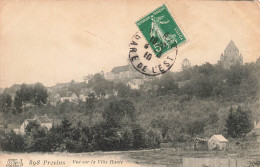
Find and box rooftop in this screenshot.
[212,135,228,142]
[225,40,238,51]
[26,119,37,123]
[7,123,20,129]
[111,65,129,74]
[37,115,52,123]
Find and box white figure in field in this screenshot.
[150,15,177,49]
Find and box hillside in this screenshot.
[0,61,260,153]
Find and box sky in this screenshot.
[0,0,260,89]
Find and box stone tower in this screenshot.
[181,58,191,70]
[220,40,243,69]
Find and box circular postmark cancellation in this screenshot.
[129,4,186,76]
[129,32,177,76]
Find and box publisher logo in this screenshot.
[6,159,23,167]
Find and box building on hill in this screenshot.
[50,119,62,127]
[79,88,95,101]
[181,58,191,70]
[208,135,228,151]
[51,82,70,90]
[105,61,149,89]
[220,40,243,69]
[20,114,52,135]
[60,92,78,103]
[6,123,20,134]
[127,79,145,89]
[48,93,60,106]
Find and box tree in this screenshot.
[85,93,96,125]
[88,73,114,98]
[0,93,12,113]
[187,120,206,136]
[226,64,244,87]
[14,83,48,111]
[102,100,136,127]
[14,95,23,113]
[31,83,48,106]
[25,125,49,152]
[116,82,132,98]
[0,131,25,152]
[226,106,253,138]
[25,121,41,135]
[157,73,179,96]
[226,106,236,138]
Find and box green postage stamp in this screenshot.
[136,4,186,58]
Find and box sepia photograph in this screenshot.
[0,0,260,167]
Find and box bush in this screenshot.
[0,131,26,152]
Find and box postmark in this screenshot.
[129,32,177,76]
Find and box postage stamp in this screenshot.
[136,4,186,58]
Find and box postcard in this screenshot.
[0,0,260,167]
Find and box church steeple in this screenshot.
[224,40,239,53]
[220,40,243,69]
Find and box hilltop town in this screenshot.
[0,41,260,157]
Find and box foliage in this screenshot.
[187,120,206,136]
[0,131,26,152]
[102,99,136,127]
[1,61,259,152]
[0,93,12,113]
[14,83,48,112]
[85,93,96,125]
[157,73,179,96]
[0,99,160,152]
[25,121,41,134]
[225,106,253,138]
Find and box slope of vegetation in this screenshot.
[0,62,259,152]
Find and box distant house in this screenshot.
[20,114,52,135]
[208,135,228,151]
[104,61,148,87]
[79,88,95,101]
[20,119,37,135]
[51,119,62,127]
[60,92,78,103]
[48,93,60,106]
[250,121,260,142]
[6,123,20,134]
[127,79,145,89]
[52,82,70,89]
[79,94,88,101]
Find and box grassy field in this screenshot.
[124,148,229,167]
[123,145,260,167]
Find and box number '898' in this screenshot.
[29,160,40,166]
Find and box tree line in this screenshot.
[0,100,161,152]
